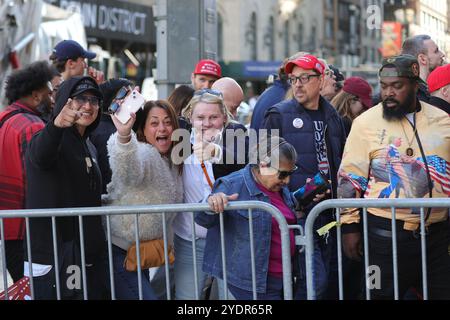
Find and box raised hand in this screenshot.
[193,128,219,162]
[111,112,136,143]
[88,67,105,84]
[54,98,82,128]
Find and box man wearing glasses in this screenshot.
[263,54,347,299]
[25,76,109,299]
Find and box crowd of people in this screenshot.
[0,34,450,300]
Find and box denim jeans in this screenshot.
[173,234,208,300]
[227,275,284,300]
[112,245,157,300]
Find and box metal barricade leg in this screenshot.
[391,207,399,300]
[419,207,428,300]
[247,209,257,300]
[25,217,34,300]
[336,208,344,300]
[51,216,61,300]
[0,219,8,300]
[106,215,116,300]
[78,215,88,300]
[219,213,228,300]
[134,214,143,300]
[362,208,371,300]
[190,213,200,300]
[162,212,171,300]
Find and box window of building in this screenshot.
[284,20,290,57]
[326,18,333,39]
[218,13,223,61]
[267,16,275,60]
[298,22,303,51]
[249,12,257,60]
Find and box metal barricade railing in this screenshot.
[303,198,450,300]
[0,201,294,300]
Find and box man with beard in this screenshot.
[0,61,54,283]
[338,54,450,299]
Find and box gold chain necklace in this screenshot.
[399,113,417,157]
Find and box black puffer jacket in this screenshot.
[25,76,106,265]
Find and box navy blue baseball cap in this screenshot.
[52,40,96,61]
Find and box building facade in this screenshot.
[217,0,383,85]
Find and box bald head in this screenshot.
[212,77,244,118]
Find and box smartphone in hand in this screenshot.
[293,172,330,206]
[114,88,145,124]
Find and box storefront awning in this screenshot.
[220,61,282,81]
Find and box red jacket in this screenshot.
[0,102,44,240]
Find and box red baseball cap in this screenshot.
[193,59,222,78]
[285,54,325,75]
[343,76,373,109]
[427,64,450,93]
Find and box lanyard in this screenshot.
[200,161,214,189]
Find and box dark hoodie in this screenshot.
[25,76,106,266]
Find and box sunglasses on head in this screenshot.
[108,86,131,113]
[194,88,223,98]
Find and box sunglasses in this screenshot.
[73,95,100,107]
[194,88,224,98]
[273,165,298,180]
[108,86,131,113]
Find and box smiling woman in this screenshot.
[105,99,183,300]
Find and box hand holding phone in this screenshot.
[293,172,330,207]
[114,88,145,124]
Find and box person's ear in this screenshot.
[441,85,450,97]
[417,53,428,67]
[260,160,269,168]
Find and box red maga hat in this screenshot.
[427,64,450,93]
[285,54,325,75]
[193,59,222,78]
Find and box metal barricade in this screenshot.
[302,198,450,300]
[0,201,294,300]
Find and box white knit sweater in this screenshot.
[105,132,183,249]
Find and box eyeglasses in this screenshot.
[273,165,298,180]
[108,86,130,113]
[73,95,100,107]
[194,88,224,99]
[324,69,335,78]
[288,74,321,85]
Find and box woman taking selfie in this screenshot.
[106,99,183,300]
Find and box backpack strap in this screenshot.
[0,108,35,129]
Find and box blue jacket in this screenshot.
[262,97,346,197]
[250,79,290,132]
[195,165,297,293]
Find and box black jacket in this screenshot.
[25,76,106,265]
[90,113,116,194]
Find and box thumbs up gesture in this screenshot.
[193,128,220,162]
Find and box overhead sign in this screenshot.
[380,22,402,57]
[45,0,155,44]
